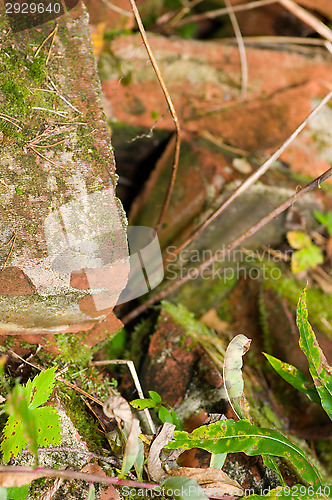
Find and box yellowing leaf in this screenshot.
[287,231,311,249]
[291,245,323,273]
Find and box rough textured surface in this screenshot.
[0,2,128,334]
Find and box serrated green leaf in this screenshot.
[223,334,251,419]
[291,246,323,273]
[33,406,62,448]
[287,231,312,249]
[130,398,157,410]
[1,415,26,462]
[3,385,38,463]
[165,419,322,487]
[297,288,332,420]
[148,391,162,403]
[263,353,321,405]
[161,476,208,500]
[27,367,57,410]
[0,367,61,463]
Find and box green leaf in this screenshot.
[223,334,251,419]
[0,368,61,463]
[26,366,57,409]
[297,288,332,420]
[170,410,184,430]
[87,485,95,500]
[166,419,322,487]
[0,488,6,500]
[130,398,157,410]
[291,246,323,273]
[313,210,332,236]
[262,455,285,486]
[34,406,62,448]
[121,419,141,476]
[210,453,227,469]
[6,485,30,500]
[158,406,173,423]
[161,476,208,500]
[263,353,321,405]
[148,391,162,403]
[4,384,38,463]
[287,231,312,249]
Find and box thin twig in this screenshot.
[34,25,58,59]
[128,0,181,233]
[175,0,277,28]
[100,0,132,16]
[279,0,332,44]
[121,165,332,324]
[224,0,247,99]
[46,25,58,65]
[0,113,22,131]
[1,232,17,271]
[199,130,249,156]
[166,88,332,262]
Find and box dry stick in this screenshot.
[166,88,332,262]
[176,0,277,27]
[128,0,181,233]
[1,232,17,271]
[279,0,332,44]
[224,0,247,99]
[122,165,332,325]
[34,25,58,59]
[0,114,22,131]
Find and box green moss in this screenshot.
[59,386,106,452]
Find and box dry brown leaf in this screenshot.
[168,467,243,497]
[200,309,230,332]
[103,394,133,434]
[0,471,43,487]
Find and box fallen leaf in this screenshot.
[103,394,133,434]
[168,467,243,497]
[199,309,229,332]
[0,471,43,487]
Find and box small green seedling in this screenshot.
[131,391,183,429]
